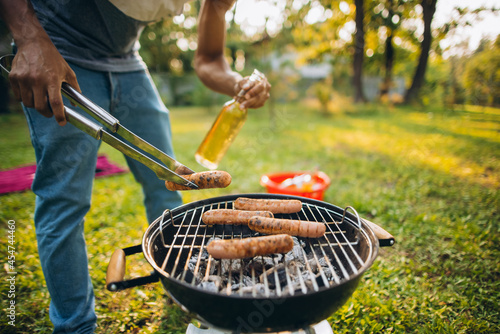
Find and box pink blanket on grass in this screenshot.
[0,155,128,195]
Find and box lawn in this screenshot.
[0,102,499,333]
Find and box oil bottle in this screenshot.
[195,69,265,169]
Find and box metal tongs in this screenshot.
[0,54,198,189]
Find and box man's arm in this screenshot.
[0,0,80,125]
[195,0,270,109]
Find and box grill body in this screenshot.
[142,194,381,332]
[163,271,361,331]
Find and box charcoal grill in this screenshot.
[107,193,394,332]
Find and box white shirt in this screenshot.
[108,0,192,22]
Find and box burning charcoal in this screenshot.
[230,272,254,291]
[198,275,223,293]
[261,256,276,269]
[220,259,242,273]
[188,256,199,272]
[198,281,219,293]
[238,283,268,296]
[299,272,315,291]
[237,286,254,295]
[301,270,315,281]
[192,231,345,297]
[282,281,303,295]
[314,272,330,289]
[259,264,288,289]
[284,237,305,262]
[308,255,328,272]
[318,267,333,281]
[273,253,283,264]
[175,269,196,284]
[283,260,301,279]
[247,261,266,275]
[199,247,210,260]
[242,274,253,287]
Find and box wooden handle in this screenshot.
[362,219,395,247]
[106,249,126,289]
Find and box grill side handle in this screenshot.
[106,245,159,291]
[362,219,395,247]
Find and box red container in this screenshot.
[260,171,331,200]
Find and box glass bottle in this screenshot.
[195,69,265,169]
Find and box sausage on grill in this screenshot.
[248,216,326,238]
[207,234,294,259]
[233,197,302,214]
[202,209,273,225]
[165,171,231,191]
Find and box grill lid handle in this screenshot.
[362,219,395,247]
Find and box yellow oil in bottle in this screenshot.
[195,99,247,169]
[195,69,265,169]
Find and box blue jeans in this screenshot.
[23,63,183,333]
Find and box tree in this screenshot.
[139,2,201,74]
[379,0,395,99]
[353,0,367,102]
[462,36,500,106]
[404,0,437,104]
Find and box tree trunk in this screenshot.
[404,0,437,104]
[380,0,394,98]
[353,0,366,103]
[380,32,394,98]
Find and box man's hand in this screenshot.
[234,75,271,109]
[11,39,80,126]
[1,0,80,126]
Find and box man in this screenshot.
[0,0,271,332]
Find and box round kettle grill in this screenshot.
[106,194,394,333]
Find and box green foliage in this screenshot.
[308,77,333,115]
[462,36,500,106]
[1,102,499,333]
[133,1,499,109]
[138,2,200,75]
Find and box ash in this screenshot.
[181,237,340,296]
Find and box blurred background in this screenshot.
[1,0,499,114]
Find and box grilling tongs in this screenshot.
[0,54,198,189]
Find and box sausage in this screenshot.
[207,234,294,259]
[248,216,326,238]
[233,197,302,214]
[165,171,231,191]
[202,209,273,225]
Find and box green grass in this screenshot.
[0,102,499,333]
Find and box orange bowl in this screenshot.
[260,171,331,200]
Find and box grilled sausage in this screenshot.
[165,171,231,191]
[233,197,302,214]
[248,216,326,238]
[202,209,273,225]
[207,234,294,259]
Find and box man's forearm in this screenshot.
[0,0,80,125]
[195,56,242,97]
[194,0,241,97]
[0,0,51,47]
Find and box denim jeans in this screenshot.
[23,63,183,333]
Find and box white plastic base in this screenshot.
[186,319,334,334]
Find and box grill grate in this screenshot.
[147,198,374,298]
